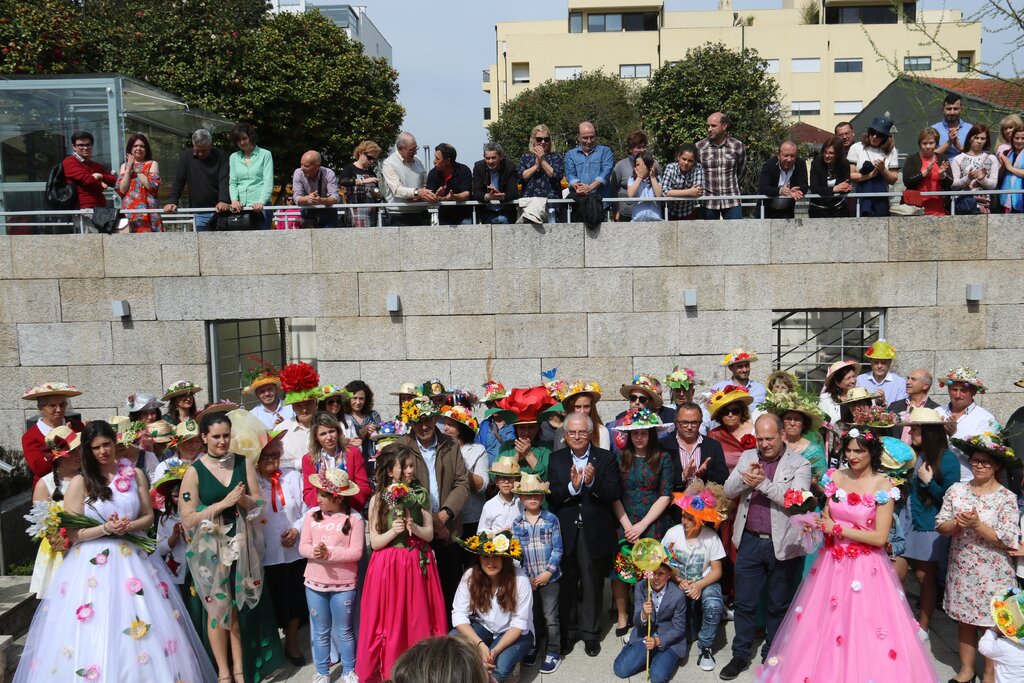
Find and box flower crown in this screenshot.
[841,427,875,441]
[567,380,601,397]
[944,366,986,394]
[721,352,753,366]
[456,529,523,559]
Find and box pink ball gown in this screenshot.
[757,471,939,683]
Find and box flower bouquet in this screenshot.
[782,488,818,515]
[782,489,822,553]
[382,482,412,508]
[26,498,156,553]
[59,509,157,554]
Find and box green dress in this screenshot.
[184,455,283,682]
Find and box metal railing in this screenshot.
[1,187,1020,234]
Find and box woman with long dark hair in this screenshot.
[116,132,162,232]
[808,136,852,218]
[13,420,216,682]
[163,380,201,425]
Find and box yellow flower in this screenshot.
[120,543,132,556]
[127,618,150,640]
[466,536,480,549]
[482,542,495,554]
[509,540,522,558]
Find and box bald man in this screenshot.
[292,150,340,228]
[697,112,746,219]
[758,140,808,219]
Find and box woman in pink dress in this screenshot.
[757,429,939,682]
[356,447,447,682]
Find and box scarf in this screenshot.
[1000,149,1024,212]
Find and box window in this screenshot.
[569,11,583,33]
[791,101,821,116]
[208,319,288,406]
[826,4,908,24]
[587,13,605,32]
[483,107,491,120]
[587,12,658,32]
[765,59,780,74]
[791,58,821,73]
[958,51,974,73]
[605,13,622,32]
[772,309,885,394]
[511,63,530,84]
[904,56,932,71]
[834,58,863,73]
[834,100,863,115]
[555,66,583,80]
[619,64,652,79]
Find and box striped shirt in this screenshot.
[696,136,746,210]
[511,510,563,581]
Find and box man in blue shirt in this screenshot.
[564,121,614,199]
[933,93,972,160]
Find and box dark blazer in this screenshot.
[628,580,688,658]
[901,152,953,213]
[471,158,520,222]
[659,434,728,490]
[758,157,808,218]
[886,397,940,438]
[808,153,851,216]
[548,445,622,559]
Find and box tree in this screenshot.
[487,70,642,159]
[638,42,789,195]
[0,0,85,74]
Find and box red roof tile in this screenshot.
[922,77,1024,111]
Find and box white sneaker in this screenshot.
[697,646,716,671]
[342,672,360,683]
[311,673,329,683]
[917,627,930,642]
[725,607,735,621]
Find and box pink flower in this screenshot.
[91,549,109,565]
[75,603,94,622]
[114,477,131,493]
[164,639,178,656]
[125,577,143,595]
[824,482,837,498]
[82,664,100,680]
[158,581,169,599]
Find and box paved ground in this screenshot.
[271,573,965,683]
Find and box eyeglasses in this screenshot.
[566,430,592,437]
[969,459,994,469]
[783,416,804,423]
[73,143,93,149]
[42,402,69,410]
[535,137,550,142]
[676,420,702,427]
[720,405,744,416]
[629,394,650,404]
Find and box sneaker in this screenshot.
[917,627,930,642]
[698,646,716,672]
[719,656,750,680]
[310,674,329,683]
[342,673,360,683]
[540,652,562,674]
[523,645,539,667]
[724,607,735,621]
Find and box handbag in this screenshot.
[219,211,254,231]
[89,207,121,234]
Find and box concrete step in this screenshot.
[0,577,36,640]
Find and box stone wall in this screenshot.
[1,214,1022,449]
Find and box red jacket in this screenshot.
[301,445,371,512]
[22,418,84,486]
[63,155,116,209]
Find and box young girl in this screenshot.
[28,425,82,598]
[153,459,190,592]
[301,411,370,512]
[356,449,447,683]
[299,467,364,683]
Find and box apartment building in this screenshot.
[270,1,393,64]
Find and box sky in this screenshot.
[356,0,1006,163]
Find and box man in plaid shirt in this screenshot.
[696,112,746,220]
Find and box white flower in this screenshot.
[847,428,861,439]
[492,534,510,553]
[890,488,901,501]
[851,581,862,592]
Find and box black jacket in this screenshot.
[808,154,851,214]
[758,157,808,218]
[659,434,728,491]
[901,152,953,212]
[548,446,622,559]
[471,158,520,222]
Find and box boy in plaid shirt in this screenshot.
[511,473,564,674]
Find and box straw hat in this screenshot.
[44,425,81,457]
[308,467,361,497]
[839,386,876,405]
[824,360,861,383]
[195,400,239,423]
[440,405,479,440]
[145,420,175,444]
[721,348,758,367]
[22,382,81,401]
[612,407,670,432]
[894,407,944,427]
[759,392,826,432]
[317,384,352,402]
[864,341,896,361]
[950,431,1019,469]
[707,384,754,418]
[171,419,201,447]
[125,392,163,414]
[400,396,440,423]
[455,529,522,560]
[513,472,550,495]
[563,381,602,404]
[151,459,191,497]
[488,455,522,478]
[619,374,664,409]
[944,366,987,394]
[109,418,145,448]
[162,380,201,402]
[241,356,282,395]
[390,382,422,397]
[992,588,1024,642]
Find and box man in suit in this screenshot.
[548,411,622,657]
[612,561,687,683]
[720,414,811,680]
[380,397,469,619]
[661,402,729,492]
[888,368,940,439]
[758,140,807,219]
[471,142,519,224]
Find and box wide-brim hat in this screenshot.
[241,355,282,395]
[109,417,145,448]
[308,467,361,497]
[151,459,191,497]
[126,392,164,414]
[759,392,825,432]
[45,425,81,457]
[614,539,643,584]
[242,373,280,395]
[865,341,896,361]
[513,472,550,495]
[944,366,987,394]
[619,374,664,409]
[721,348,758,367]
[440,405,478,438]
[390,382,422,397]
[162,380,202,402]
[840,386,876,405]
[950,432,1020,468]
[825,360,861,384]
[488,455,522,478]
[22,382,81,401]
[707,385,754,418]
[612,407,670,432]
[495,386,557,424]
[482,380,509,403]
[260,429,287,456]
[563,381,602,405]
[765,370,799,393]
[880,436,917,477]
[171,418,201,444]
[400,396,440,423]
[894,406,944,427]
[225,408,280,459]
[278,362,321,406]
[544,379,570,403]
[317,384,352,402]
[992,588,1024,643]
[868,115,894,137]
[455,529,522,560]
[145,419,175,444]
[419,379,448,398]
[195,400,239,423]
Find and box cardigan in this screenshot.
[908,448,961,532]
[228,146,274,205]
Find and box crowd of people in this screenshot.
[14,343,1024,683]
[55,92,1024,234]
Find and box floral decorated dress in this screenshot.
[757,470,938,682]
[935,481,1019,626]
[116,160,162,232]
[14,459,216,682]
[617,453,673,540]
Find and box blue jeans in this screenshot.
[450,623,532,682]
[731,532,802,662]
[306,587,356,675]
[193,212,215,232]
[613,639,679,683]
[702,205,743,220]
[686,582,724,648]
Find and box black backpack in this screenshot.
[45,162,76,209]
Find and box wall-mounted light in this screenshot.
[111,300,131,318]
[684,288,698,308]
[965,284,984,303]
[386,294,401,313]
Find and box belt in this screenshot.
[744,530,771,540]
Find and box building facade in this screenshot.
[483,0,981,133]
[270,1,393,64]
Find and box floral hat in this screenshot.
[493,386,557,425]
[279,362,321,406]
[455,529,522,560]
[619,374,664,409]
[241,355,282,395]
[419,379,448,398]
[613,539,643,584]
[162,380,201,402]
[171,419,201,448]
[944,366,986,394]
[151,459,191,497]
[195,400,239,423]
[145,420,175,444]
[544,379,570,402]
[839,386,876,405]
[707,384,754,419]
[482,380,509,403]
[126,392,164,414]
[864,340,896,360]
[22,382,81,401]
[665,366,699,392]
[824,359,861,384]
[759,392,826,432]
[564,380,602,404]
[612,407,669,432]
[371,420,408,452]
[880,436,917,479]
[951,431,1019,469]
[765,370,799,393]
[672,481,731,528]
[308,467,361,497]
[513,472,550,495]
[894,406,944,427]
[440,405,479,439]
[108,417,145,448]
[721,348,758,367]
[488,455,522,478]
[401,396,440,424]
[44,425,81,458]
[992,587,1024,643]
[318,384,352,402]
[389,382,423,398]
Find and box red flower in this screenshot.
[888,649,897,660]
[846,492,861,506]
[784,489,804,508]
[739,434,757,450]
[278,362,320,394]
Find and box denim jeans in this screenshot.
[450,623,532,682]
[731,532,802,661]
[613,639,679,683]
[481,209,510,224]
[533,581,560,653]
[306,587,356,675]
[686,582,724,649]
[702,205,743,220]
[193,212,215,232]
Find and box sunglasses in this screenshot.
[629,394,650,404]
[721,405,744,416]
[535,136,551,142]
[364,154,377,161]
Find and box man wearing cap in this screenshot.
[245,365,295,429]
[855,341,907,406]
[21,383,85,485]
[721,414,811,680]
[936,367,997,482]
[548,411,622,658]
[711,349,767,408]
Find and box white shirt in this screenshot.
[452,567,534,636]
[663,524,726,581]
[978,629,1024,683]
[35,417,65,438]
[156,512,188,585]
[257,468,306,566]
[567,445,592,497]
[278,419,311,471]
[460,443,490,525]
[250,402,295,430]
[936,402,997,482]
[477,493,524,534]
[848,141,899,170]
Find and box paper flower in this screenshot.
[124,617,151,640]
[125,577,144,595]
[851,581,862,592]
[91,549,109,565]
[136,651,150,665]
[75,603,94,622]
[76,664,101,681]
[492,534,510,553]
